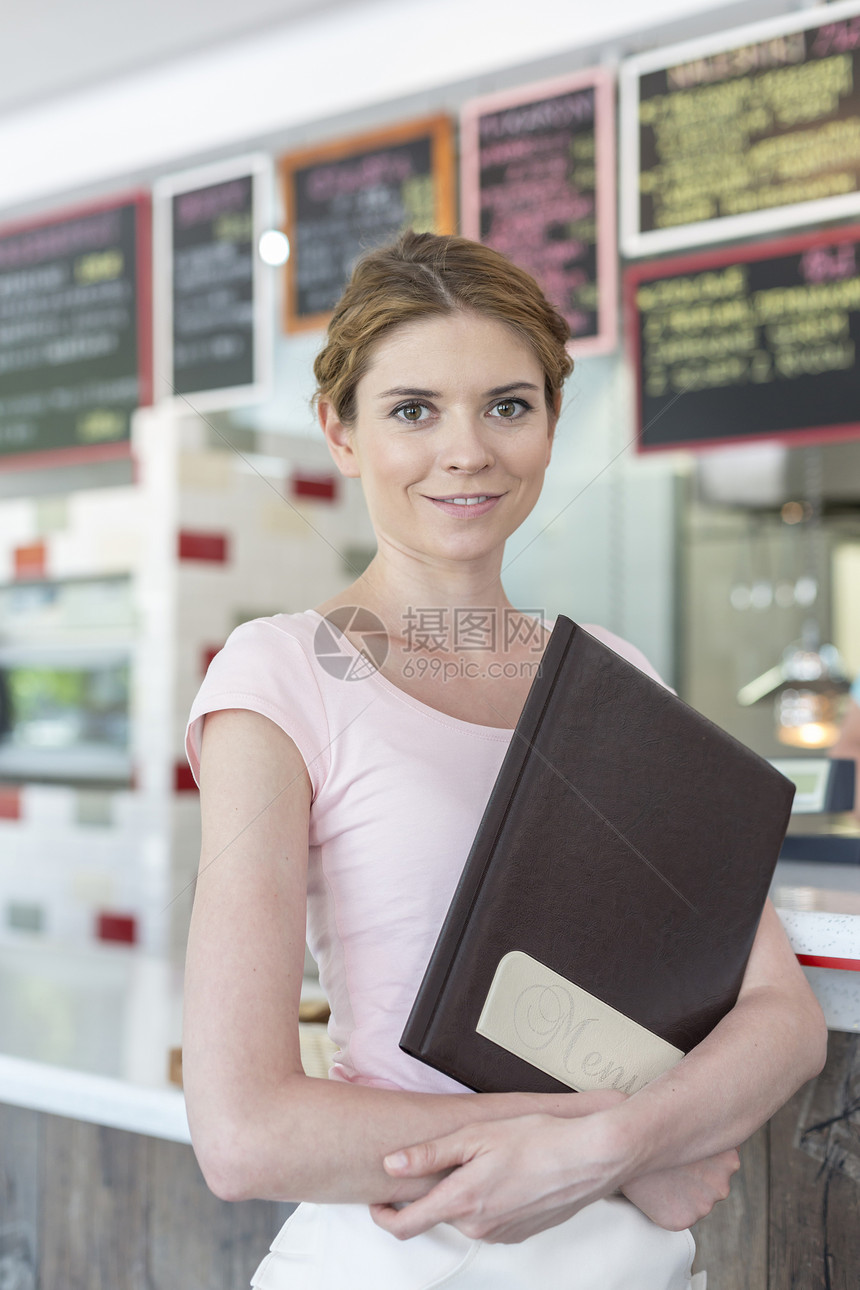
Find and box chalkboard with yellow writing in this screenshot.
[171,175,255,396]
[0,194,151,468]
[626,226,860,452]
[154,155,272,410]
[280,116,455,333]
[621,2,860,255]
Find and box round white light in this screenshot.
[258,229,290,266]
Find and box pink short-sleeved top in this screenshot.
[185,610,668,1095]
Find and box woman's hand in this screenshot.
[621,1148,740,1230]
[370,1104,627,1245]
[370,1088,741,1244]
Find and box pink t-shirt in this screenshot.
[185,610,668,1095]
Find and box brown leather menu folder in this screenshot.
[400,616,795,1096]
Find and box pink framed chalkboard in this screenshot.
[461,68,617,357]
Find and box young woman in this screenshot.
[183,231,826,1289]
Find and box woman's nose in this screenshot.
[439,415,495,474]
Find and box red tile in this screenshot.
[174,763,198,793]
[97,912,137,944]
[178,531,229,562]
[291,473,337,502]
[14,542,47,579]
[0,787,22,820]
[201,645,222,674]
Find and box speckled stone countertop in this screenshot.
[771,858,860,1033]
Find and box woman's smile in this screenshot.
[423,493,505,518]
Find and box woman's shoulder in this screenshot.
[578,622,673,692]
[222,610,319,652]
[186,610,332,794]
[199,610,327,711]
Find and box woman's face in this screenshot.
[319,310,556,569]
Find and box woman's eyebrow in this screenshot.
[376,381,540,400]
[485,382,541,397]
[376,386,440,400]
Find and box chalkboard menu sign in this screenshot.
[461,70,616,355]
[0,194,151,469]
[154,155,272,409]
[626,225,860,453]
[280,116,455,332]
[621,0,860,256]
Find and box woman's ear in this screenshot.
[546,392,561,465]
[318,399,360,478]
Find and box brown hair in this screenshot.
[312,230,573,425]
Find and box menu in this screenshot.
[171,176,254,395]
[621,2,860,254]
[280,116,455,332]
[154,156,271,408]
[461,69,616,354]
[0,195,151,467]
[626,225,860,452]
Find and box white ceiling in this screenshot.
[0,0,347,116]
[0,0,800,214]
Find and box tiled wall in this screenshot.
[0,407,375,960]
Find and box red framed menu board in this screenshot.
[280,116,455,333]
[461,69,617,356]
[620,0,860,256]
[0,192,151,471]
[625,224,860,453]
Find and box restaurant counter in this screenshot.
[0,858,857,1139]
[1,861,858,1290]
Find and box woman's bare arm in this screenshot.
[372,898,827,1241]
[182,708,620,1204]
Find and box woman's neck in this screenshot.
[353,552,515,627]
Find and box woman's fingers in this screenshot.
[381,1091,626,1184]
[621,1146,741,1229]
[373,1111,624,1243]
[370,1170,477,1240]
[383,1130,476,1180]
[375,1127,485,1238]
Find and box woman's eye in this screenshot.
[490,398,529,420]
[395,403,428,423]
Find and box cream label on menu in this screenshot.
[476,950,684,1094]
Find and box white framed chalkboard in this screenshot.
[153,154,273,411]
[620,0,860,257]
[461,68,617,356]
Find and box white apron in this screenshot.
[250,1197,705,1290]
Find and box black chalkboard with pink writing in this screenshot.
[461,71,617,355]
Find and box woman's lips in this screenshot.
[425,495,503,518]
